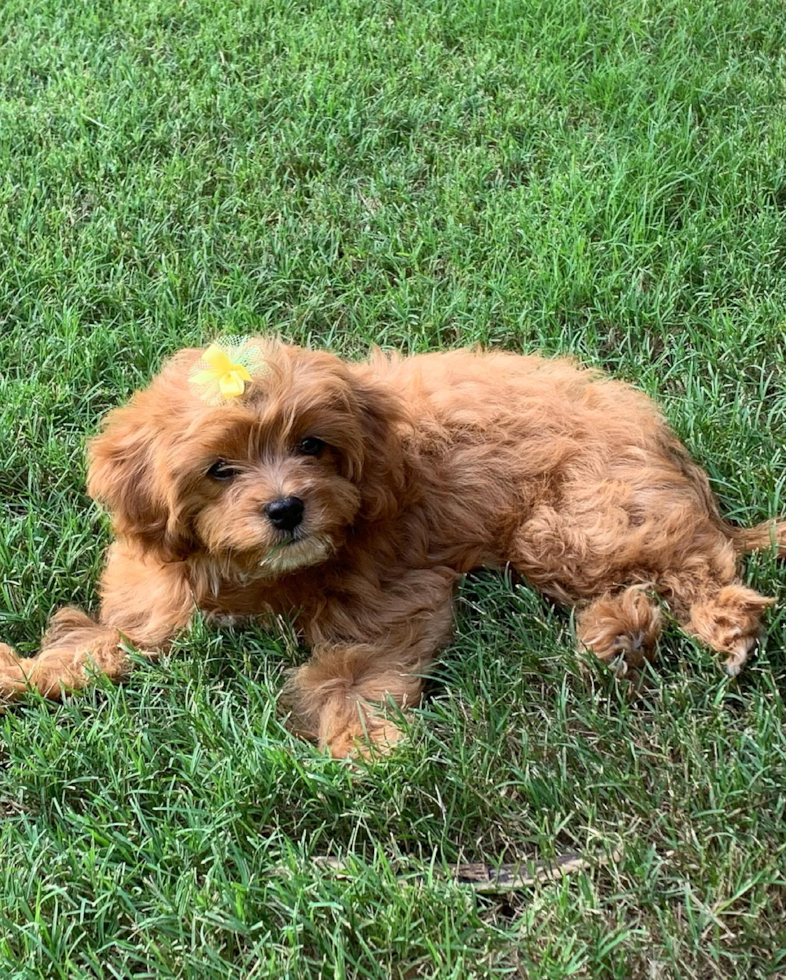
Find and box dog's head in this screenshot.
[87,339,408,576]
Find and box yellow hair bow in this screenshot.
[189,338,268,405]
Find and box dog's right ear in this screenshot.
[87,397,187,559]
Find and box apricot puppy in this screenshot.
[2,339,783,756]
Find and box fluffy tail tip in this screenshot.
[730,519,786,555]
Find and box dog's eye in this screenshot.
[297,437,325,457]
[207,460,237,481]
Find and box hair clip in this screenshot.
[189,337,268,405]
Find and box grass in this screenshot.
[1,0,786,976]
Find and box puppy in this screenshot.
[2,339,783,756]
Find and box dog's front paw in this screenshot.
[0,645,29,702]
[323,716,404,760]
[0,643,19,665]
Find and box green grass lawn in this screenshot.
[2,0,786,976]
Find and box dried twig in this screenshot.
[277,848,622,894]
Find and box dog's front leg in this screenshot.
[285,569,458,758]
[0,543,195,701]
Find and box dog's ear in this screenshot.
[87,397,191,560]
[350,373,413,522]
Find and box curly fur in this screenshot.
[2,341,783,755]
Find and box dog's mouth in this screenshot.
[257,531,333,576]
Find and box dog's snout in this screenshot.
[264,495,305,532]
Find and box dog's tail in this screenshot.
[729,519,786,555]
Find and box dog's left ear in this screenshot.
[349,373,412,521]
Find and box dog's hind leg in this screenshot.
[671,578,773,676]
[657,526,776,675]
[575,585,664,674]
[575,576,772,678]
[685,519,786,674]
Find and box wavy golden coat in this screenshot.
[2,341,783,755]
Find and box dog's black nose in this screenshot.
[264,495,304,532]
